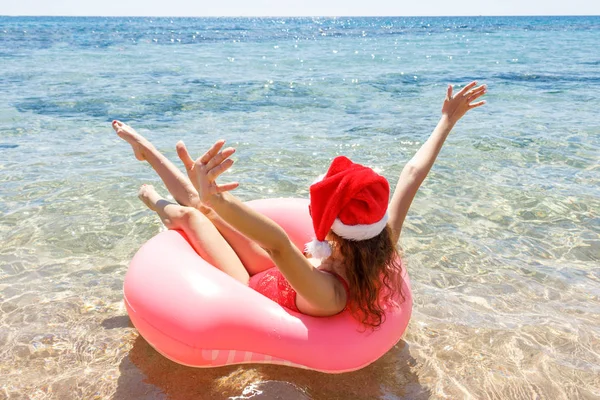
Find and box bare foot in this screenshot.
[112,120,153,161]
[138,184,163,211]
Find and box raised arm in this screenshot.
[388,81,487,244]
[177,140,346,315]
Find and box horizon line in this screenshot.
[1,14,599,18]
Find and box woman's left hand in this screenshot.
[441,81,487,125]
[176,140,239,205]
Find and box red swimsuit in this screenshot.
[249,267,350,313]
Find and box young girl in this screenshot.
[113,81,486,328]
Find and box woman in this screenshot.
[113,81,486,328]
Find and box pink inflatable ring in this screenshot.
[123,198,412,373]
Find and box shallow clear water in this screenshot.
[0,16,599,399]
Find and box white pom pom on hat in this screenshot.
[304,238,333,259]
[304,156,390,259]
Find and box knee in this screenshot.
[173,206,204,223]
[166,206,208,228]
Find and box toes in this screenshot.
[112,121,125,134]
[138,184,155,199]
[138,184,154,193]
[112,120,131,133]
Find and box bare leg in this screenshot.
[198,209,273,275]
[138,184,250,284]
[113,120,200,207]
[114,120,271,274]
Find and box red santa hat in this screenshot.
[305,156,390,259]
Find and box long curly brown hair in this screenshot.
[329,225,405,329]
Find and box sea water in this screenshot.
[0,16,599,399]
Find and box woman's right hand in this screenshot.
[441,81,487,125]
[176,140,239,205]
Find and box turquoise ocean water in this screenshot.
[0,16,599,399]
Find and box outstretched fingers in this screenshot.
[456,81,478,97]
[467,86,487,101]
[206,147,236,170]
[469,100,486,109]
[174,139,240,199]
[176,141,195,171]
[216,181,239,193]
[207,158,239,193]
[206,158,234,181]
[200,140,226,164]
